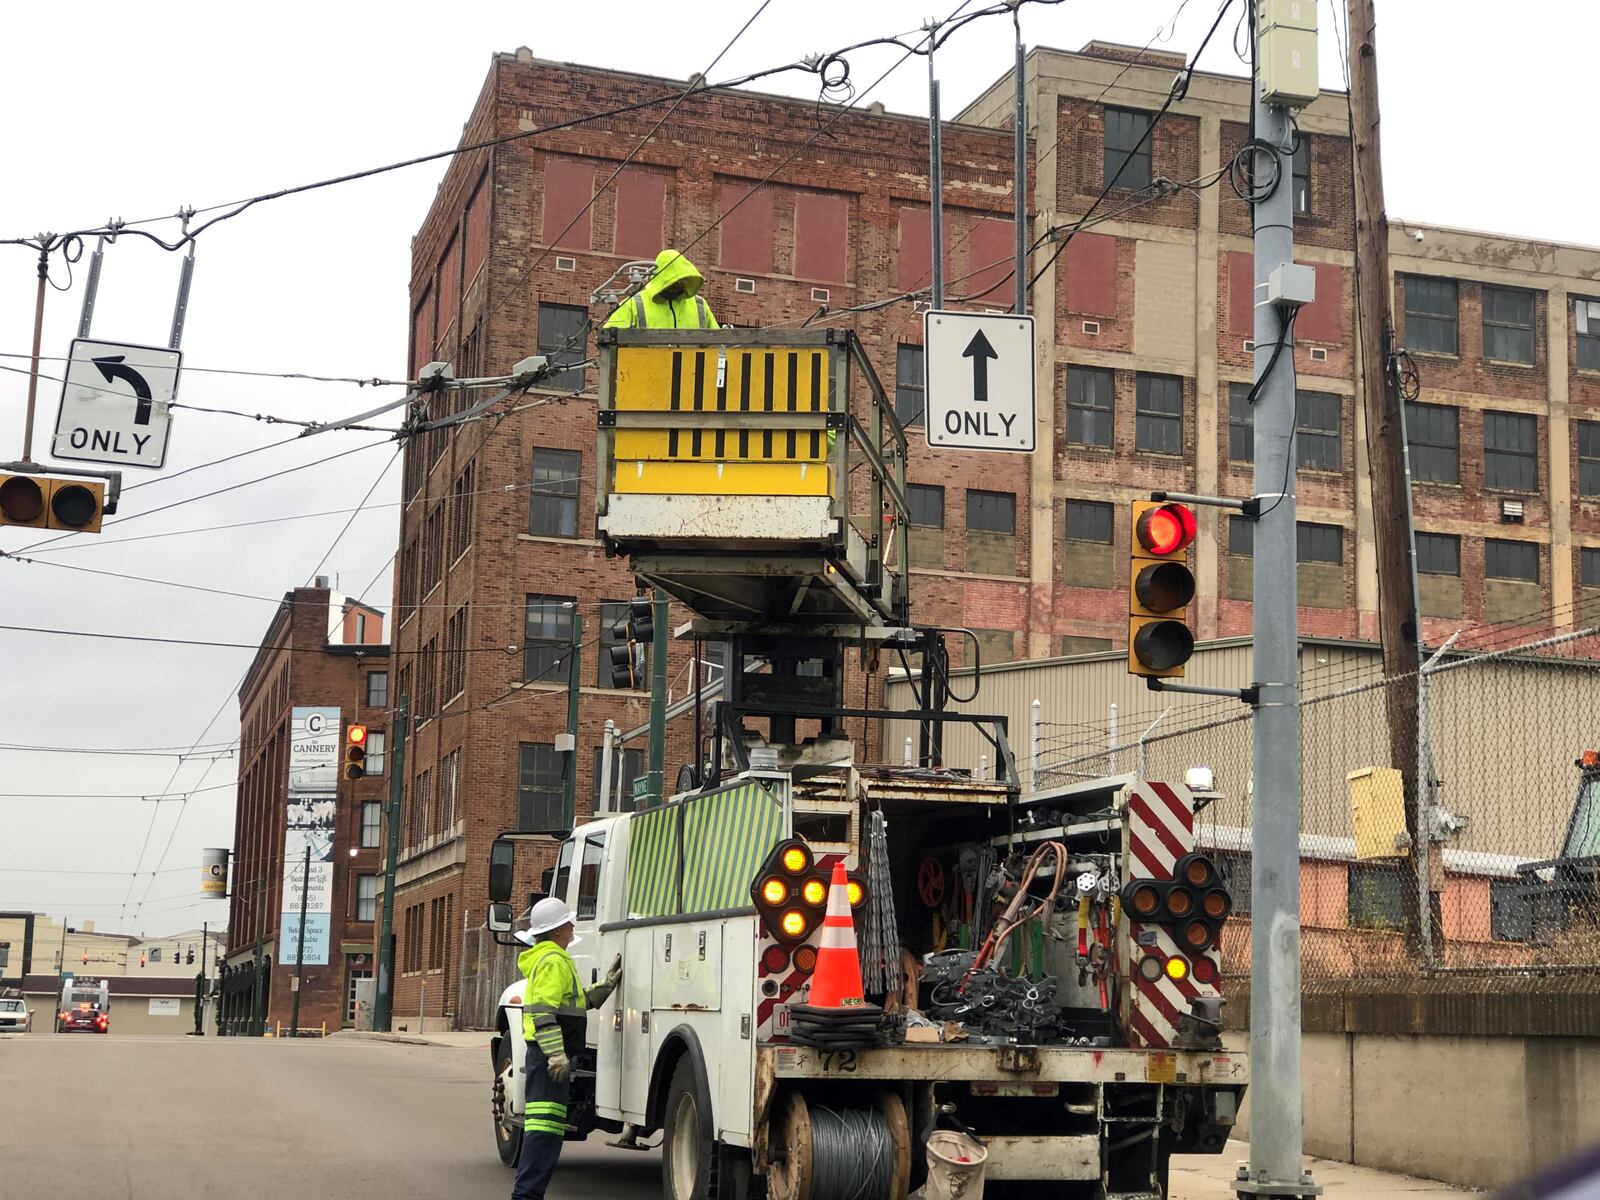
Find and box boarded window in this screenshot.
[908,484,944,528]
[1406,403,1459,484]
[1483,410,1537,492]
[966,490,1016,534]
[1135,374,1182,454]
[1584,547,1600,587]
[1228,516,1254,557]
[895,344,925,427]
[1403,276,1458,355]
[1065,500,1113,543]
[1103,107,1153,191]
[718,183,774,275]
[524,595,575,683]
[464,174,490,288]
[543,159,594,250]
[1296,390,1341,471]
[896,208,951,295]
[436,235,460,339]
[615,169,667,260]
[1066,366,1114,448]
[411,288,436,376]
[1482,286,1535,364]
[1485,539,1538,581]
[1415,532,1460,576]
[1348,865,1404,930]
[964,216,1014,303]
[794,193,848,282]
[1063,232,1118,317]
[1228,383,1253,462]
[1297,522,1342,564]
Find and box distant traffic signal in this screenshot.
[1128,500,1198,678]
[344,724,368,780]
[0,473,105,532]
[606,597,653,689]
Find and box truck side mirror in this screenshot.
[487,903,514,933]
[488,838,516,905]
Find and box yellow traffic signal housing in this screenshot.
[344,724,368,780]
[1128,500,1198,678]
[0,474,104,532]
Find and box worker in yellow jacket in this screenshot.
[602,248,718,330]
[512,897,621,1200]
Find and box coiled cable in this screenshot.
[809,1104,895,1200]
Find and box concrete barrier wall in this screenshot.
[1233,1031,1600,1191]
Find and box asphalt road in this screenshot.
[0,1034,660,1200]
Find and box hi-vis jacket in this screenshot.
[602,249,718,330]
[517,940,586,1058]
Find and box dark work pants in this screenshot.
[512,1043,570,1200]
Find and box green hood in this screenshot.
[642,249,705,302]
[517,943,541,977]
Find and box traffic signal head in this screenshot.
[626,597,654,643]
[344,724,368,780]
[1128,500,1198,678]
[606,637,646,689]
[0,473,104,531]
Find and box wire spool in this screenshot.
[767,1091,907,1200]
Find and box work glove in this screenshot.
[605,954,623,990]
[584,955,624,1008]
[547,1051,572,1083]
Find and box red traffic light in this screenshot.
[347,724,368,745]
[1135,503,1196,557]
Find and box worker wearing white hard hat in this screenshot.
[511,896,621,1200]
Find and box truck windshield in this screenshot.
[1564,777,1600,858]
[0,999,22,1012]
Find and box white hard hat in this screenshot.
[525,896,575,937]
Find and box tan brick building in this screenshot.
[225,583,388,1034]
[385,44,1600,1023]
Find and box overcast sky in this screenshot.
[0,0,1593,938]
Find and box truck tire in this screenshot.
[662,1056,714,1200]
[493,1035,523,1167]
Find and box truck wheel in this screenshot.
[662,1057,713,1200]
[493,1035,523,1167]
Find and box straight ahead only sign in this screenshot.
[922,311,1036,453]
[52,338,180,469]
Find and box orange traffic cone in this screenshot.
[808,862,867,1008]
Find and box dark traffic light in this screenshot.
[0,473,105,532]
[344,724,368,780]
[1128,500,1198,678]
[605,597,654,689]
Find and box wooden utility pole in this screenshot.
[1347,0,1430,957]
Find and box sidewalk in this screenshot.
[1173,1144,1473,1197]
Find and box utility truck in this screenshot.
[484,328,1246,1197]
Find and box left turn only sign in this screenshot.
[52,338,180,469]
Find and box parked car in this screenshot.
[0,994,31,1033]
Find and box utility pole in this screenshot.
[1348,0,1429,959]
[646,592,669,807]
[191,919,208,1036]
[1243,7,1315,1196]
[1012,10,1028,316]
[373,694,410,1032]
[250,872,268,1036]
[563,612,583,824]
[928,25,944,310]
[288,844,311,1038]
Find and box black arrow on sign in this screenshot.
[92,355,154,425]
[962,329,998,402]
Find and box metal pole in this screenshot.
[693,640,704,788]
[77,237,105,338]
[1029,699,1041,791]
[598,720,615,815]
[929,76,945,309]
[289,844,310,1038]
[1012,14,1028,315]
[1414,632,1458,968]
[647,592,668,807]
[192,920,207,1036]
[251,873,268,1036]
[1245,18,1310,1192]
[20,246,50,464]
[564,612,582,824]
[373,694,409,1032]
[169,247,197,350]
[1109,703,1118,773]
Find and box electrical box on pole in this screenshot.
[1256,0,1320,108]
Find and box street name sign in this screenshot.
[52,337,180,469]
[922,310,1036,453]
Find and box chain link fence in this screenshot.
[456,923,522,1031]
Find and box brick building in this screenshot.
[385,43,1600,1023]
[225,581,388,1033]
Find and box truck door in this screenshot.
[568,829,606,1010]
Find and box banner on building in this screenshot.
[282,706,339,966]
[201,847,229,895]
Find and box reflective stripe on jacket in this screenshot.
[517,939,585,1055]
[602,249,717,330]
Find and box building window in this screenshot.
[408,769,432,847]
[1483,411,1537,492]
[537,302,588,391]
[577,836,606,921]
[398,535,418,625]
[1577,299,1600,372]
[416,637,437,724]
[1296,391,1341,471]
[1348,864,1404,931]
[1485,539,1538,582]
[1415,533,1460,576]
[421,506,445,595]
[361,802,381,849]
[1579,422,1600,498]
[594,745,645,811]
[1482,286,1535,365]
[356,875,377,922]
[0,942,9,968]
[908,484,944,529]
[517,742,566,832]
[1065,499,1113,545]
[367,730,386,777]
[1103,107,1152,191]
[402,904,424,973]
[524,595,575,684]
[1297,522,1342,564]
[427,895,452,971]
[966,490,1015,535]
[1584,547,1600,588]
[438,749,460,834]
[450,463,475,561]
[1403,276,1459,356]
[1405,402,1459,484]
[895,345,925,427]
[1228,516,1254,557]
[1292,135,1310,214]
[1227,383,1253,463]
[530,448,581,537]
[355,612,367,642]
[365,671,388,709]
[444,608,467,704]
[1134,373,1182,455]
[1065,366,1114,448]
